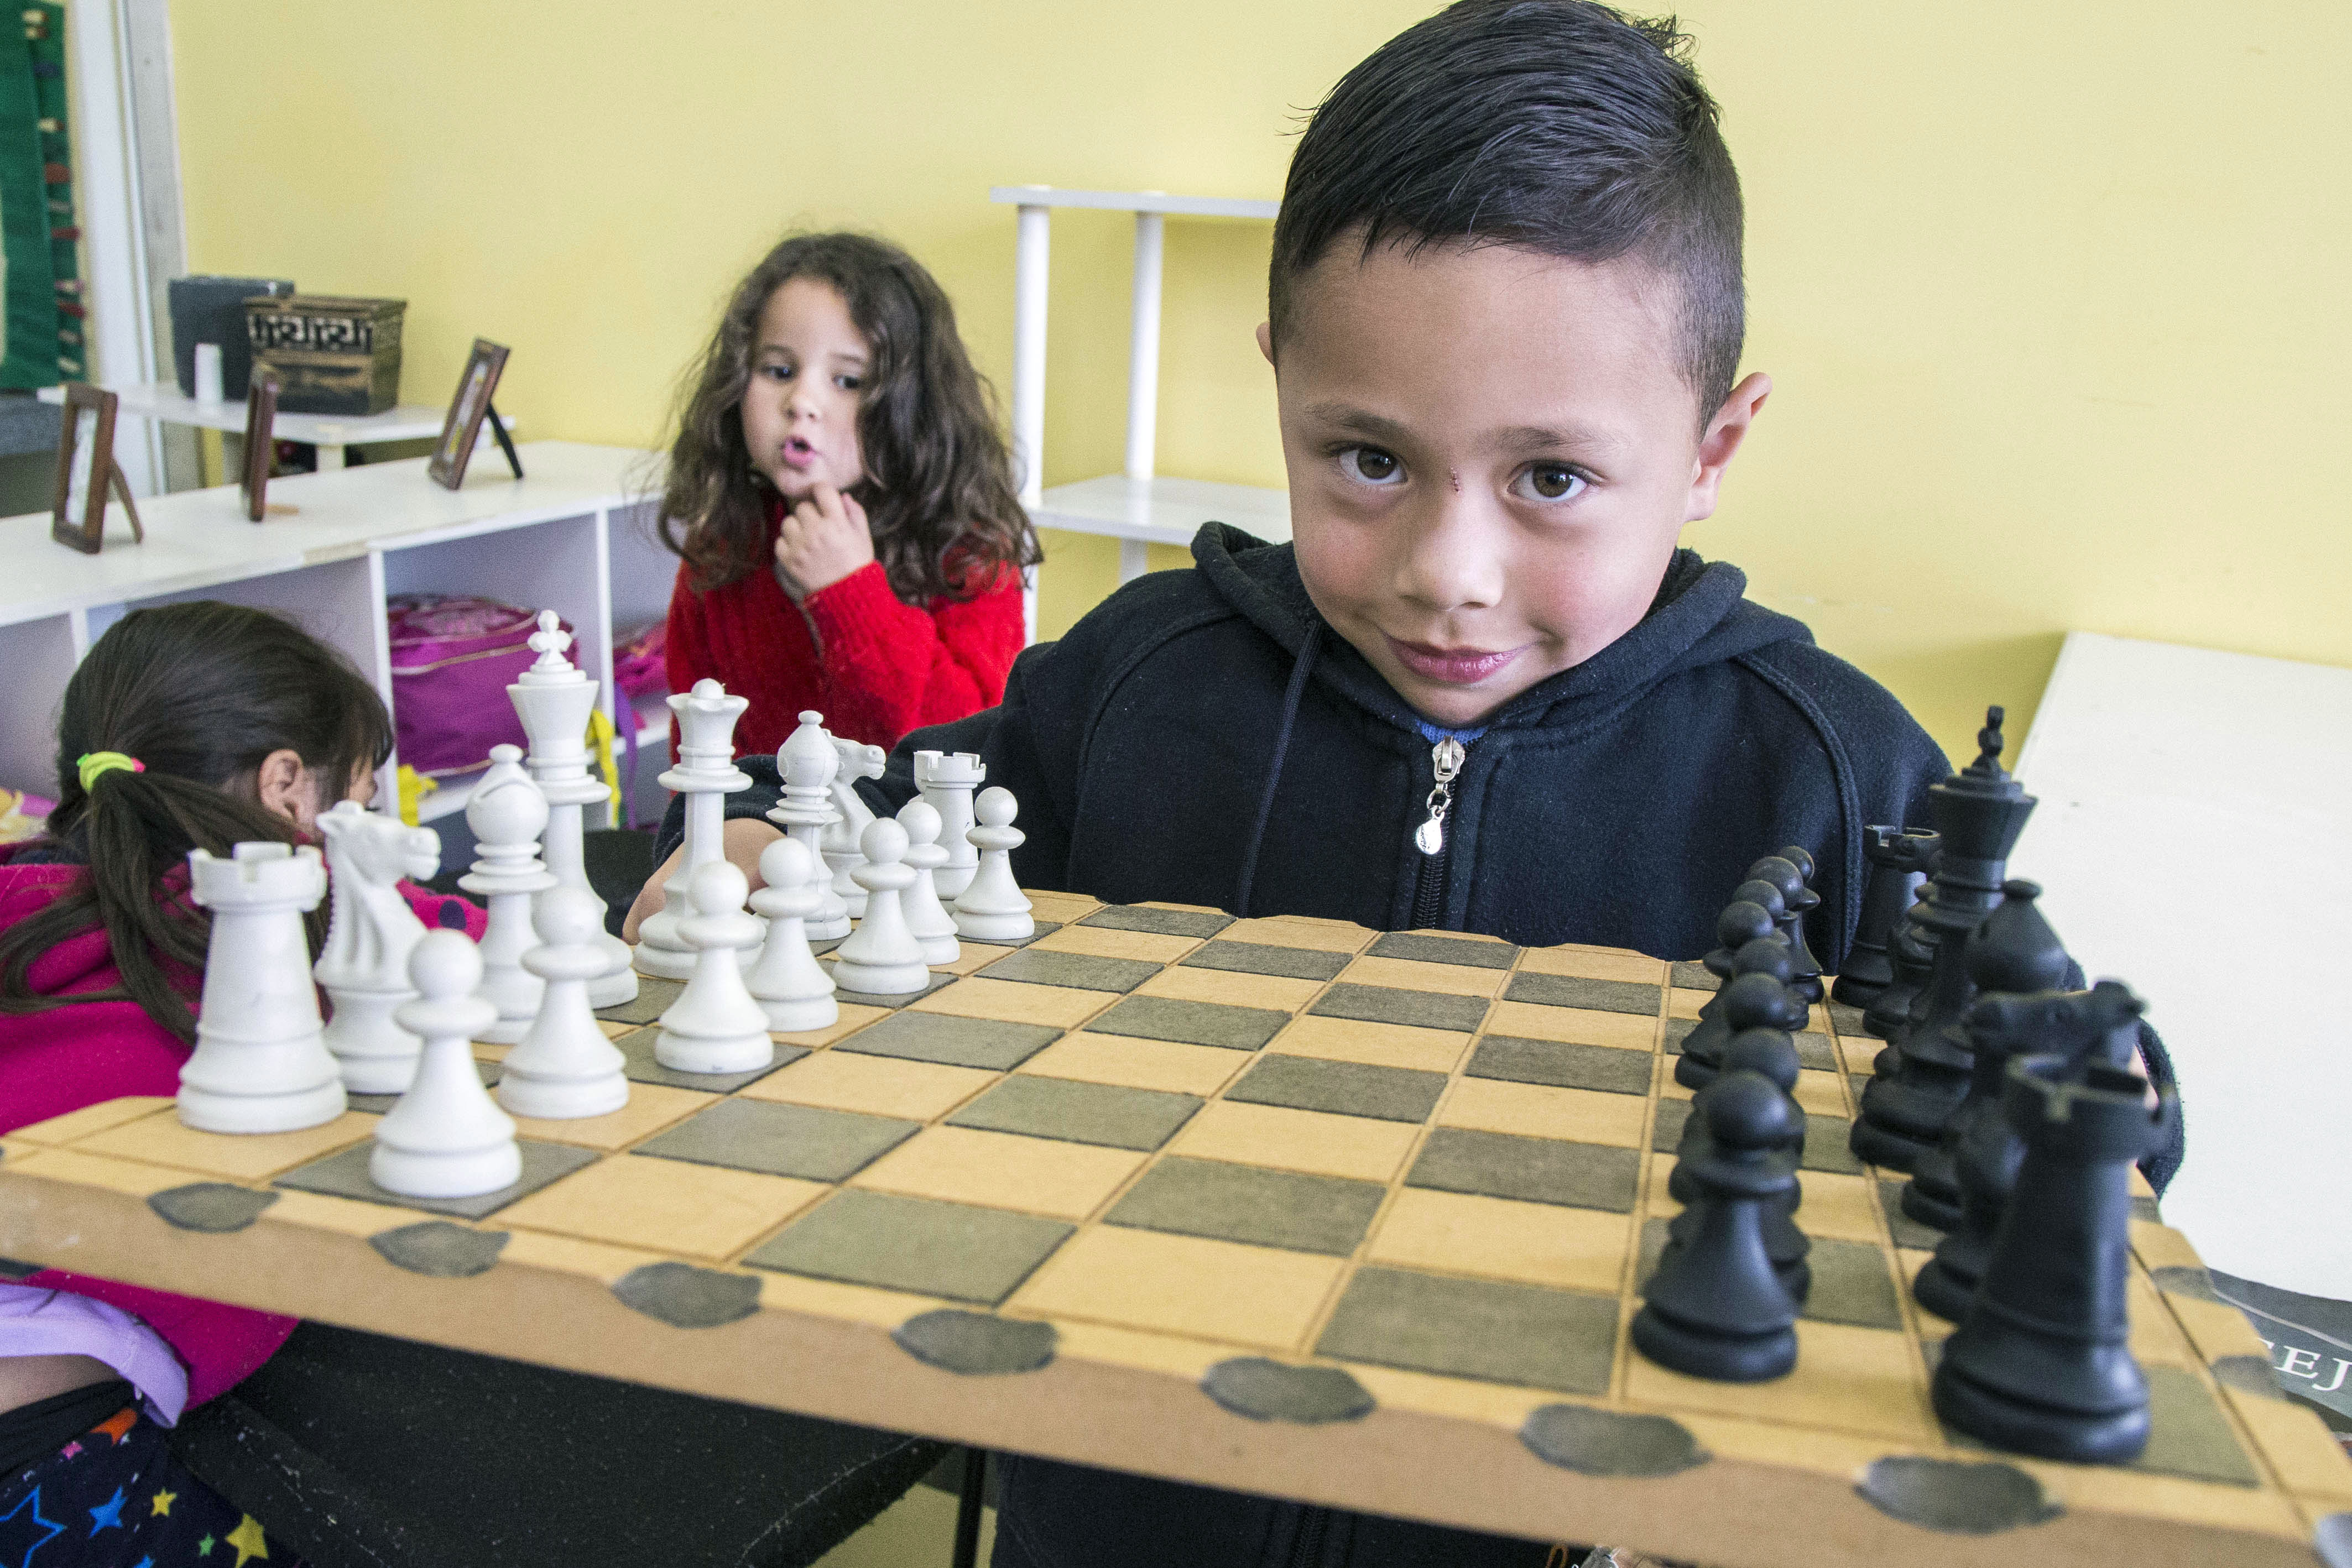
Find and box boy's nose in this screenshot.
[1394,497,1507,613]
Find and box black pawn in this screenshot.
[1833,827,1937,1009]
[1863,896,1938,1078]
[1913,981,2142,1324]
[1932,1048,2174,1464]
[1676,949,1803,1090]
[1905,881,2073,1234]
[1745,855,1826,1003]
[1670,1028,1810,1302]
[1634,1071,1802,1382]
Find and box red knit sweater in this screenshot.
[663,510,1024,757]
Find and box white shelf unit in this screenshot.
[0,441,677,859]
[38,380,516,473]
[988,186,1292,629]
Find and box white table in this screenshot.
[37,380,514,471]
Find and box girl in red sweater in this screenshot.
[658,231,1039,759]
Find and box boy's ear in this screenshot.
[1255,321,1275,367]
[1685,371,1772,524]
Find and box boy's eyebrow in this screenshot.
[1301,403,1413,444]
[1302,402,1629,457]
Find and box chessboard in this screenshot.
[3,893,2348,1568]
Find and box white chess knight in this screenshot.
[953,787,1033,942]
[821,732,886,919]
[178,842,346,1134]
[831,818,932,996]
[654,860,774,1075]
[508,609,637,1008]
[743,837,838,1033]
[496,887,630,1120]
[895,799,962,966]
[372,930,520,1199]
[768,712,849,941]
[462,747,555,1044]
[634,680,752,979]
[912,749,985,902]
[313,801,440,1095]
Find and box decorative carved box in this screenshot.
[244,294,406,416]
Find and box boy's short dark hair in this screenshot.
[1270,0,1744,421]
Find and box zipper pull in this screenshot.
[1415,735,1466,855]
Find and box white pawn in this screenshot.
[496,887,630,1120]
[768,712,850,940]
[179,843,345,1133]
[831,818,930,995]
[954,787,1034,942]
[314,801,439,1095]
[372,931,519,1199]
[913,750,985,902]
[895,799,962,966]
[744,837,838,1033]
[462,746,554,1045]
[822,734,886,918]
[655,860,774,1075]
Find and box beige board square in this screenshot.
[1017,1033,1248,1099]
[1440,1075,1646,1149]
[910,977,1109,1029]
[598,1020,635,1039]
[1033,924,1201,964]
[754,1269,946,1329]
[852,1125,1144,1220]
[508,1084,716,1151]
[2167,1292,2274,1365]
[1796,1171,1885,1242]
[1011,1225,1344,1351]
[77,1109,378,1183]
[1271,1014,1470,1074]
[11,1096,174,1146]
[497,1152,828,1261]
[498,1229,674,1286]
[1792,1069,1850,1118]
[1134,964,1323,1013]
[742,1051,997,1122]
[936,944,998,976]
[471,1043,510,1064]
[264,1187,434,1240]
[2226,1386,2352,1502]
[1216,917,1376,955]
[1336,955,1508,999]
[1626,1318,1938,1444]
[1026,890,1103,924]
[1368,1187,1632,1295]
[1666,987,1715,1021]
[5,1146,190,1198]
[773,1003,893,1050]
[1516,947,1666,985]
[1170,1100,1420,1184]
[1484,1000,1656,1051]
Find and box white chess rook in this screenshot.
[372,931,521,1199]
[497,886,631,1120]
[178,843,346,1134]
[509,609,637,1008]
[769,711,850,941]
[634,678,752,979]
[954,787,1034,942]
[744,837,839,1033]
[822,732,886,918]
[831,818,932,995]
[914,749,985,902]
[462,747,556,1044]
[895,798,962,966]
[655,860,775,1075]
[314,801,439,1095]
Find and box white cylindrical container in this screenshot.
[194,343,225,404]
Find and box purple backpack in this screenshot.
[387,595,569,778]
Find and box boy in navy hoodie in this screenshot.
[638,2,2053,1561]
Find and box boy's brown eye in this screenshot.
[1530,466,1576,498]
[1346,447,1400,483]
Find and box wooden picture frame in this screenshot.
[426,337,514,490]
[49,383,143,555]
[241,366,280,522]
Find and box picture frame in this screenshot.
[427,337,521,490]
[49,383,143,555]
[241,365,282,521]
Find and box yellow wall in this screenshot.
[168,2,2350,765]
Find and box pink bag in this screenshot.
[612,621,667,703]
[387,595,569,778]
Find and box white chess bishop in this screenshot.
[634,680,752,979]
[462,747,555,1045]
[313,801,440,1095]
[496,886,630,1120]
[372,930,520,1199]
[769,712,850,941]
[178,842,346,1134]
[654,861,774,1075]
[743,836,838,1033]
[508,610,637,1008]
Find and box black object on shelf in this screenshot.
[168,276,294,399]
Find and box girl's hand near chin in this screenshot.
[775,483,876,597]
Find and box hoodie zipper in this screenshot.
[1409,725,1483,929]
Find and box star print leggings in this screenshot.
[1,1382,308,1568]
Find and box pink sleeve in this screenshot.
[18,1269,296,1410]
[398,878,488,939]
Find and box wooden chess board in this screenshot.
[3,893,2347,1568]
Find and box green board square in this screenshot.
[595,976,684,1026]
[1366,933,1517,970]
[275,1139,597,1222]
[1805,1115,1864,1174]
[1316,1267,1618,1395]
[947,1075,1201,1151]
[1467,1036,1652,1096]
[821,966,957,1009]
[1408,1128,1640,1212]
[1502,973,1661,1016]
[1309,982,1489,1034]
[835,1011,1061,1071]
[977,948,1161,994]
[1086,995,1291,1051]
[1225,1055,1448,1123]
[1670,962,1718,992]
[635,1098,919,1183]
[1078,905,1234,939]
[744,1190,1072,1306]
[1106,1157,1386,1255]
[1180,941,1350,982]
[615,1026,804,1093]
